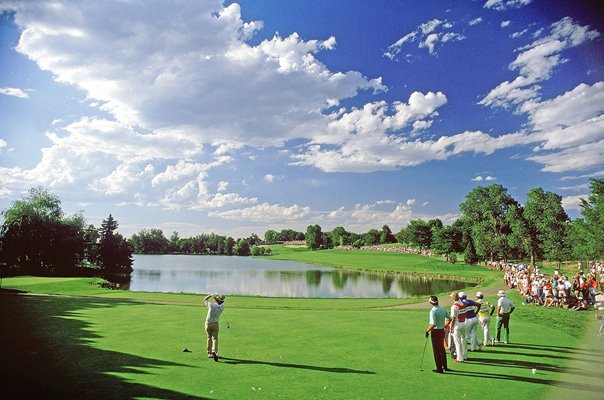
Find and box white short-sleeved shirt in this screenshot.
[498,296,514,314]
[205,300,224,323]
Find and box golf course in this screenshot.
[1,248,603,399]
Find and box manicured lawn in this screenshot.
[2,276,603,399]
[266,245,493,277]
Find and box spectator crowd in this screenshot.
[494,261,604,311]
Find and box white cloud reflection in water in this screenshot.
[130,254,470,298]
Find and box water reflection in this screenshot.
[129,254,472,298]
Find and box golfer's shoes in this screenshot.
[212,351,219,362]
[207,353,214,358]
[490,338,495,346]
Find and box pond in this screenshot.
[127,254,472,298]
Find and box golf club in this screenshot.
[419,335,429,371]
[223,312,230,329]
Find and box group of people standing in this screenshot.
[425,289,515,373]
[502,262,604,310]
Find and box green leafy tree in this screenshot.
[83,223,100,265]
[306,224,323,250]
[247,233,261,247]
[331,226,348,246]
[264,229,279,242]
[129,228,169,254]
[405,219,433,250]
[224,237,236,255]
[427,219,443,231]
[505,204,531,261]
[432,225,463,259]
[0,188,86,274]
[379,225,396,244]
[362,229,381,246]
[571,178,604,260]
[234,239,251,256]
[395,227,408,244]
[98,214,133,274]
[322,231,334,249]
[523,188,571,265]
[459,184,519,261]
[168,231,181,253]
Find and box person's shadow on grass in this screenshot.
[219,357,375,374]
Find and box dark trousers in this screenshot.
[496,313,510,341]
[431,329,447,371]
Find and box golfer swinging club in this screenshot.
[203,293,226,362]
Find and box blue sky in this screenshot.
[0,0,603,238]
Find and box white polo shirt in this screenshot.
[498,296,514,314]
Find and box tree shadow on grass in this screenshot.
[219,357,375,374]
[0,293,210,400]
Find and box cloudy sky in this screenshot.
[1,0,603,239]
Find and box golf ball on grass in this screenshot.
[531,368,537,374]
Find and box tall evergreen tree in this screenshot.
[98,214,133,274]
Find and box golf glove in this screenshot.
[425,331,430,338]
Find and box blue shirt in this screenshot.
[429,305,450,329]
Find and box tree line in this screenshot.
[301,179,604,265]
[128,229,266,256]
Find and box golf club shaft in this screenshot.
[223,312,230,328]
[419,335,428,370]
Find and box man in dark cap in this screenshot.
[425,295,451,373]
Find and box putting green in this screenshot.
[1,276,603,399]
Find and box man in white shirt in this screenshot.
[496,290,515,344]
[446,291,467,363]
[204,293,225,361]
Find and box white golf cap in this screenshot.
[554,270,559,275]
[497,290,506,297]
[476,291,484,298]
[459,291,466,298]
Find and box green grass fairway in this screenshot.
[265,246,496,281]
[2,277,603,399]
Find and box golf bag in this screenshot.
[445,330,457,359]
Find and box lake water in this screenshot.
[129,254,471,298]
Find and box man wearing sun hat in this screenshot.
[495,290,515,344]
[425,295,451,373]
[203,293,226,361]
